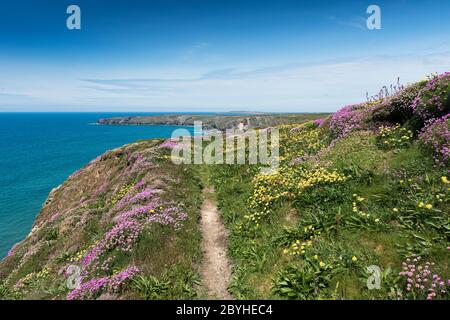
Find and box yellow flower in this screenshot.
[314,254,319,260]
[442,176,449,184]
[319,261,325,268]
[392,208,398,212]
[352,256,358,262]
[425,204,433,210]
[418,202,424,208]
[375,218,380,223]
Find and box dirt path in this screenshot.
[199,186,233,300]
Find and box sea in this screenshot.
[0,112,198,258]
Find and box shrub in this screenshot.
[329,103,371,138]
[412,72,450,121]
[419,115,450,165]
[371,81,426,124]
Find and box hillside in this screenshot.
[1,73,449,300]
[0,140,205,299]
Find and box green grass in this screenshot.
[210,122,449,300]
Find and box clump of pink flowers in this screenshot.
[123,152,153,176]
[313,118,325,127]
[134,179,146,190]
[80,220,144,266]
[329,103,372,138]
[103,220,145,252]
[419,114,450,165]
[411,72,450,120]
[399,255,449,300]
[49,212,61,223]
[114,201,161,224]
[160,138,179,149]
[81,190,187,267]
[67,266,139,300]
[67,276,109,300]
[148,206,188,230]
[108,266,140,293]
[7,244,17,257]
[115,187,156,210]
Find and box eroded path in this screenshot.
[199,186,233,300]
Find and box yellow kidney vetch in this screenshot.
[243,122,348,228]
[246,166,349,227]
[378,124,413,149]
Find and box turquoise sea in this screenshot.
[0,113,196,258]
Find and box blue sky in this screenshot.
[1,0,450,112]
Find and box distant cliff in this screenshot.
[97,113,329,130]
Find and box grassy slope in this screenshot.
[211,123,449,300]
[0,140,204,300]
[206,75,450,300]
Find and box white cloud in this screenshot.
[1,51,450,112]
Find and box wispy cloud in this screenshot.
[2,51,450,112]
[74,51,450,112]
[0,92,28,97]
